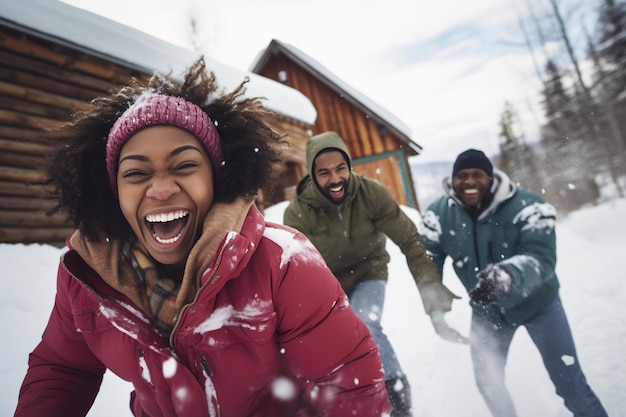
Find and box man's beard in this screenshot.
[322,179,348,204]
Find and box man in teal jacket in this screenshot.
[284,131,465,417]
[421,148,607,417]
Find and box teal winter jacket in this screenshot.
[421,170,560,326]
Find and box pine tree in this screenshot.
[539,59,597,211]
[596,0,626,97]
[497,101,542,193]
[594,0,626,184]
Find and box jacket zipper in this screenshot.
[472,220,482,270]
[168,243,228,350]
[200,355,213,376]
[473,220,494,269]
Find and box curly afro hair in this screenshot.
[44,57,285,242]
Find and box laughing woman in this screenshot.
[13,58,389,417]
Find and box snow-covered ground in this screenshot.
[1,198,624,417]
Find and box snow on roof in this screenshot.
[0,0,317,125]
[251,40,419,151]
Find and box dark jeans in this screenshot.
[470,295,608,417]
[348,279,403,380]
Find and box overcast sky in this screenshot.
[60,0,596,163]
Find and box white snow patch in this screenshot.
[193,299,273,334]
[263,226,326,269]
[500,254,541,275]
[99,305,140,341]
[139,354,152,384]
[202,366,219,417]
[175,387,188,402]
[513,202,556,232]
[118,300,151,324]
[420,210,441,243]
[393,378,405,392]
[162,357,177,379]
[271,376,296,401]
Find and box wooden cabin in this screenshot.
[250,39,422,209]
[0,0,315,246]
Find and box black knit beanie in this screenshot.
[452,149,493,178]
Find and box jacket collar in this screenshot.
[65,197,259,338]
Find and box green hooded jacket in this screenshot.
[283,131,457,314]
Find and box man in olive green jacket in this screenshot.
[284,131,464,417]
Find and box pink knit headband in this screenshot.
[106,94,222,194]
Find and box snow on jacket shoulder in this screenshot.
[15,206,388,417]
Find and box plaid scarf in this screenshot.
[120,242,181,335]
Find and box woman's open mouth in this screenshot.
[145,209,189,245]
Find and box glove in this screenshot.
[469,265,512,304]
[429,310,469,344]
